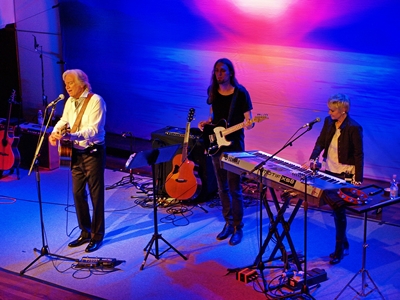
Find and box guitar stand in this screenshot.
[177,198,209,214]
[125,145,188,270]
[21,106,76,275]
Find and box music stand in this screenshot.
[334,186,399,299]
[126,145,188,270]
[20,104,76,275]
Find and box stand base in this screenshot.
[140,233,187,270]
[20,246,77,275]
[334,268,385,299]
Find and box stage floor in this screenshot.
[1,167,400,299]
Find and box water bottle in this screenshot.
[390,174,398,199]
[38,110,43,125]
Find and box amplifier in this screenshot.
[151,126,217,202]
[17,122,60,170]
[164,126,200,140]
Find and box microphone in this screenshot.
[302,117,321,128]
[33,35,39,51]
[46,94,65,107]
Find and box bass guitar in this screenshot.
[203,113,268,156]
[165,108,202,200]
[0,90,20,173]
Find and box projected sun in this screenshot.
[231,0,297,18]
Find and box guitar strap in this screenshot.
[71,93,94,133]
[227,87,239,126]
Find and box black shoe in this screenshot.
[85,240,103,253]
[229,227,243,246]
[330,252,344,265]
[330,245,349,258]
[68,236,91,248]
[216,224,234,240]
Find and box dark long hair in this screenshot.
[207,58,239,104]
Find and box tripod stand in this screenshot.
[125,145,187,270]
[20,103,76,275]
[106,132,142,191]
[334,185,396,299]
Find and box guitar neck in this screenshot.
[181,121,191,162]
[222,121,248,136]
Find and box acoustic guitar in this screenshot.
[58,124,72,168]
[165,108,202,200]
[0,90,20,172]
[203,113,268,156]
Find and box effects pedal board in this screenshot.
[286,268,328,290]
[236,268,258,283]
[76,256,117,268]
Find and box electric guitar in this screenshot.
[165,108,202,200]
[203,114,268,156]
[58,124,72,168]
[0,90,20,172]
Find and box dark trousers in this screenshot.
[211,154,244,228]
[71,144,106,241]
[322,188,348,254]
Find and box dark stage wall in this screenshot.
[0,24,20,120]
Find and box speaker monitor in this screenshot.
[151,126,217,202]
[17,123,60,170]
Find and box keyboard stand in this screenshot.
[253,186,303,271]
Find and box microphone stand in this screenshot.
[21,103,76,275]
[33,35,48,107]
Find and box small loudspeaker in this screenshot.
[17,123,60,170]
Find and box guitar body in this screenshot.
[11,133,20,170]
[203,119,230,156]
[0,133,15,171]
[165,108,202,200]
[59,140,72,168]
[165,153,202,200]
[203,114,268,156]
[0,90,18,172]
[58,125,72,168]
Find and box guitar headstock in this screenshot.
[188,108,195,123]
[254,113,269,123]
[8,90,16,104]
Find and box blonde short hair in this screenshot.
[328,93,350,112]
